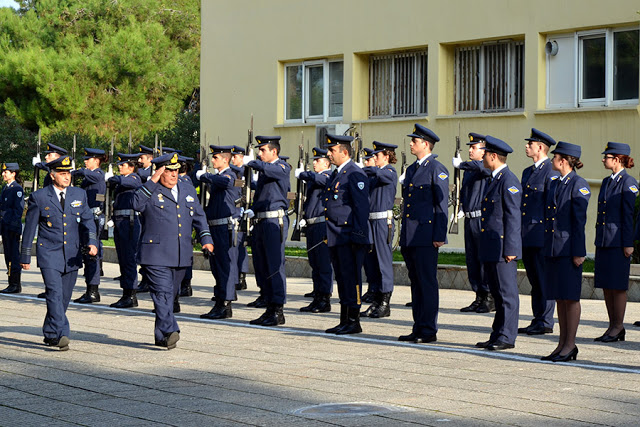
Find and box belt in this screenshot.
[369,210,393,220]
[305,216,325,225]
[208,216,234,226]
[113,209,137,217]
[465,210,482,218]
[256,209,285,219]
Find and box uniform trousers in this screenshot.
[401,245,439,336]
[144,265,187,342]
[484,259,520,345]
[363,219,394,294]
[522,246,555,328]
[237,231,249,275]
[2,229,21,276]
[114,215,140,290]
[83,217,103,286]
[209,224,238,301]
[328,243,366,308]
[305,222,333,295]
[464,218,489,294]
[252,217,288,305]
[41,268,78,340]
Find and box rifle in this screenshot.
[31,129,42,193]
[449,123,462,234]
[240,115,254,237]
[199,133,208,207]
[70,135,77,187]
[152,134,159,173]
[290,133,306,241]
[102,136,115,240]
[128,131,132,154]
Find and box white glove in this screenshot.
[106,219,114,228]
[399,171,406,185]
[356,161,364,168]
[32,154,41,166]
[452,153,463,169]
[299,219,307,228]
[104,171,114,181]
[457,210,465,219]
[294,167,304,178]
[243,149,255,165]
[196,169,206,179]
[244,209,255,219]
[252,171,259,182]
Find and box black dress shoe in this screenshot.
[157,332,180,350]
[304,290,315,298]
[487,341,515,351]
[74,285,100,304]
[179,284,192,297]
[414,334,437,343]
[360,302,379,317]
[526,324,553,335]
[405,301,412,307]
[110,291,138,308]
[0,284,21,294]
[599,329,625,343]
[361,290,375,303]
[475,339,494,348]
[136,281,150,293]
[540,350,561,361]
[236,273,247,291]
[398,333,418,342]
[475,295,495,313]
[334,307,361,335]
[300,294,331,313]
[250,306,274,325]
[634,321,640,327]
[37,292,46,299]
[460,295,482,312]
[260,304,285,326]
[201,301,232,319]
[326,305,347,333]
[552,346,578,362]
[247,295,267,308]
[44,336,70,351]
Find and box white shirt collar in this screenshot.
[611,169,623,180]
[417,153,432,166]
[492,164,508,177]
[337,159,352,173]
[560,171,571,182]
[534,157,548,168]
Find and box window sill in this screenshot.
[536,105,639,115]
[435,111,527,120]
[352,116,429,124]
[274,120,345,128]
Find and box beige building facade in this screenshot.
[201,0,640,251]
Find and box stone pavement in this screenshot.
[0,262,639,426]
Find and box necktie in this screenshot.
[59,191,65,209]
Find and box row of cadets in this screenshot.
[0,163,25,294]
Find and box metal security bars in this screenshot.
[369,50,428,118]
[455,40,524,113]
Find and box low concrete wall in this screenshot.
[98,247,640,302]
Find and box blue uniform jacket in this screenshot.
[20,185,98,271]
[479,166,522,262]
[109,173,142,210]
[138,166,152,183]
[133,180,212,267]
[247,158,291,213]
[364,164,397,212]
[0,181,24,233]
[200,167,241,220]
[521,158,559,247]
[299,169,331,219]
[35,162,53,187]
[544,171,590,257]
[400,155,449,247]
[324,160,371,246]
[595,169,638,248]
[179,174,194,187]
[72,168,106,210]
[459,160,491,213]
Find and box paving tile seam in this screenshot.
[0,403,83,425]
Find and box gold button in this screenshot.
[179,233,182,237]
[407,204,410,208]
[64,241,67,244]
[429,220,432,223]
[63,223,67,226]
[150,240,153,243]
[64,232,67,235]
[344,221,347,224]
[482,218,485,221]
[178,214,181,218]
[324,208,327,211]
[484,198,487,201]
[483,208,486,211]
[406,214,409,218]
[525,194,528,198]
[523,203,526,207]
[177,205,180,208]
[408,194,412,197]
[481,229,484,232]
[179,224,182,227]
[325,198,328,201]
[63,214,66,217]
[410,184,413,187]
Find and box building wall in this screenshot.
[201,0,640,251]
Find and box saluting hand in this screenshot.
[150,166,165,183]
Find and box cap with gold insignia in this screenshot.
[46,155,74,171]
[138,145,154,155]
[372,141,398,154]
[601,142,630,156]
[151,152,181,170]
[2,163,20,172]
[407,124,439,144]
[255,136,281,149]
[231,145,246,155]
[362,148,375,160]
[525,128,556,147]
[325,133,354,147]
[468,132,486,145]
[209,145,234,155]
[43,143,68,156]
[552,141,581,158]
[162,147,182,155]
[481,135,513,156]
[312,147,328,159]
[83,147,106,160]
[116,153,140,165]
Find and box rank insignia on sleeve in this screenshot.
[507,186,520,194]
[579,187,590,195]
[438,172,448,181]
[185,195,195,202]
[357,182,365,190]
[630,185,638,194]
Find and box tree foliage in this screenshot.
[0,0,200,140]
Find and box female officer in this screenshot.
[0,163,25,294]
[541,142,590,362]
[593,142,637,343]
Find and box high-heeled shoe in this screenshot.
[552,346,578,362]
[541,349,561,361]
[600,328,625,343]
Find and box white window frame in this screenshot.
[284,59,343,124]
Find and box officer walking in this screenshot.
[294,147,334,313]
[361,141,398,319]
[452,133,493,313]
[324,133,371,335]
[475,135,522,351]
[108,154,143,308]
[198,145,241,319]
[71,148,106,304]
[398,124,448,343]
[132,152,213,349]
[519,128,558,336]
[243,136,291,326]
[0,163,25,294]
[20,156,98,351]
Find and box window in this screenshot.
[547,27,638,108]
[284,59,343,123]
[455,40,524,113]
[369,49,428,118]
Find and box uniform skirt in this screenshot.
[544,256,582,301]
[594,247,631,290]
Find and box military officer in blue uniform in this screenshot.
[20,156,98,351]
[361,141,398,319]
[242,136,291,326]
[71,148,106,304]
[137,144,154,183]
[231,145,249,291]
[33,143,68,189]
[108,153,143,308]
[398,124,448,343]
[294,147,334,313]
[177,155,196,300]
[133,152,213,349]
[593,142,638,343]
[475,135,522,351]
[324,133,371,335]
[198,145,241,319]
[519,128,559,336]
[452,133,493,313]
[0,163,25,294]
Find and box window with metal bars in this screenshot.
[455,40,524,113]
[369,50,428,118]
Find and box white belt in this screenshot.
[305,216,326,225]
[369,210,393,220]
[208,216,234,226]
[256,209,285,219]
[113,209,137,217]
[465,210,482,218]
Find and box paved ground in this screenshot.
[1,262,639,426]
